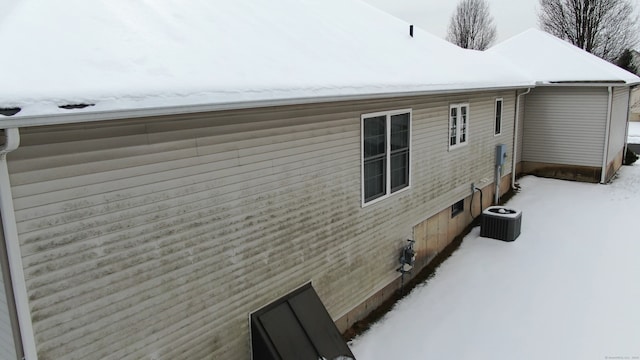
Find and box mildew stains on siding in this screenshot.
[8,91,516,359]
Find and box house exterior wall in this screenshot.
[522,87,608,168]
[336,171,511,332]
[7,90,516,359]
[606,87,631,168]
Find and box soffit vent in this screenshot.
[59,103,95,110]
[0,108,21,116]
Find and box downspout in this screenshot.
[600,87,613,184]
[511,88,532,190]
[0,128,38,360]
[623,86,634,162]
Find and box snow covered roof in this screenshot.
[0,0,531,123]
[488,28,640,85]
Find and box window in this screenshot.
[362,109,411,205]
[451,199,464,218]
[449,104,469,149]
[494,98,503,136]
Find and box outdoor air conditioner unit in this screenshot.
[480,206,522,242]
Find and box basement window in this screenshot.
[250,283,355,360]
[451,199,464,218]
[362,109,411,206]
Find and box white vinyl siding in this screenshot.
[607,86,631,164]
[522,87,608,167]
[8,91,515,360]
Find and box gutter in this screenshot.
[511,88,532,190]
[536,81,635,87]
[0,85,533,128]
[0,128,38,360]
[547,80,626,85]
[601,87,613,183]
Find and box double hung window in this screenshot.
[494,98,503,136]
[362,110,411,205]
[449,104,469,149]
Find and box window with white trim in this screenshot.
[449,103,469,149]
[494,98,503,136]
[362,109,411,205]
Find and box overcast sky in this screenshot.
[362,0,540,43]
[2,0,634,46]
[0,0,537,42]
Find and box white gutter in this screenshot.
[0,84,534,128]
[0,128,38,360]
[601,87,613,183]
[511,88,532,190]
[539,81,628,87]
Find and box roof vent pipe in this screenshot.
[409,25,414,37]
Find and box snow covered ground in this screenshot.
[628,122,640,144]
[350,165,640,360]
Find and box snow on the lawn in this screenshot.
[628,122,640,144]
[0,0,530,117]
[350,165,640,360]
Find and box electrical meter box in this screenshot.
[496,144,507,166]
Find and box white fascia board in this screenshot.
[536,81,634,87]
[1,85,534,128]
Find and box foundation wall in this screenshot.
[521,161,601,183]
[605,148,624,182]
[336,174,512,332]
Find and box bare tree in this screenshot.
[538,0,639,62]
[446,0,497,50]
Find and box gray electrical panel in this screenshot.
[496,144,507,166]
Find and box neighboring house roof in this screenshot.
[487,28,640,86]
[0,0,530,121]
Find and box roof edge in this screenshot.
[536,81,638,87]
[0,84,533,128]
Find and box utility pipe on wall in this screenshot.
[0,128,38,360]
[494,164,501,205]
[622,86,634,169]
[511,88,532,190]
[600,87,613,184]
